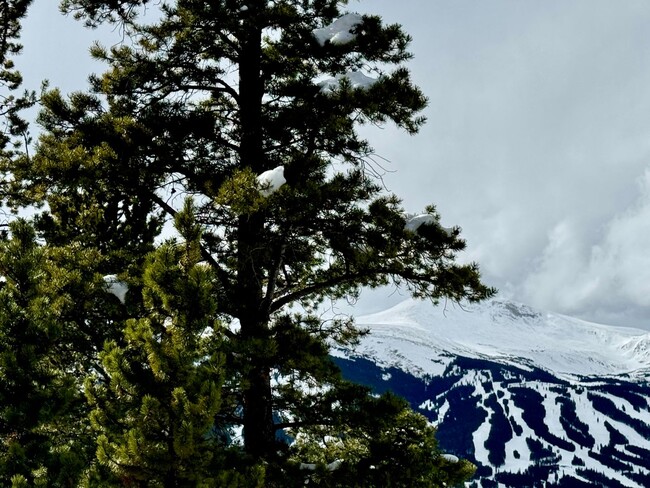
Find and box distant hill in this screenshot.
[334,298,650,487]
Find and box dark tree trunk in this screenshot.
[237,6,276,458]
[237,215,276,457]
[241,344,275,458]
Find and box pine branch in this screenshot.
[150,192,235,310]
[176,80,240,104]
[273,420,335,431]
[269,268,376,313]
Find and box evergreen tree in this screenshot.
[0,219,118,486]
[84,199,261,486]
[3,0,495,485]
[288,392,476,487]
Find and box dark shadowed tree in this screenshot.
[0,0,34,158]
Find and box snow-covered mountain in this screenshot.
[333,298,650,487]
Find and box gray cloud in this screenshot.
[351,1,650,329]
[523,170,650,327]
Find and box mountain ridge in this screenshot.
[340,297,650,380]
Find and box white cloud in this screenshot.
[522,170,650,328]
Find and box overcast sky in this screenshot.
[18,1,650,329]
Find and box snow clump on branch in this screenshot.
[299,459,343,471]
[312,13,364,46]
[256,165,286,196]
[318,71,378,94]
[103,275,128,303]
[404,213,454,236]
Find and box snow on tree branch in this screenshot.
[404,213,454,236]
[442,454,460,463]
[103,274,128,303]
[299,459,343,471]
[256,165,286,196]
[318,71,378,94]
[312,13,363,46]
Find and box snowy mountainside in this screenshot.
[333,299,650,487]
[345,298,650,379]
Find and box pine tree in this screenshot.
[84,198,263,487]
[3,0,494,485]
[0,219,120,486]
[287,391,476,487]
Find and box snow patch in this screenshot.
[404,212,453,235]
[257,165,286,196]
[419,399,435,411]
[542,390,569,443]
[434,399,449,426]
[318,71,378,94]
[103,275,128,303]
[299,459,343,471]
[472,379,492,467]
[441,454,459,463]
[312,13,363,46]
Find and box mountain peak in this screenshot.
[349,297,650,379]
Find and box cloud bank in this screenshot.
[523,170,650,327]
[357,0,650,329]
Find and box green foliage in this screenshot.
[4,89,164,270]
[0,0,35,156]
[216,168,268,215]
[286,392,475,487]
[0,219,113,486]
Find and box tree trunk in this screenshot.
[241,346,275,458]
[237,216,275,458]
[237,6,275,458]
